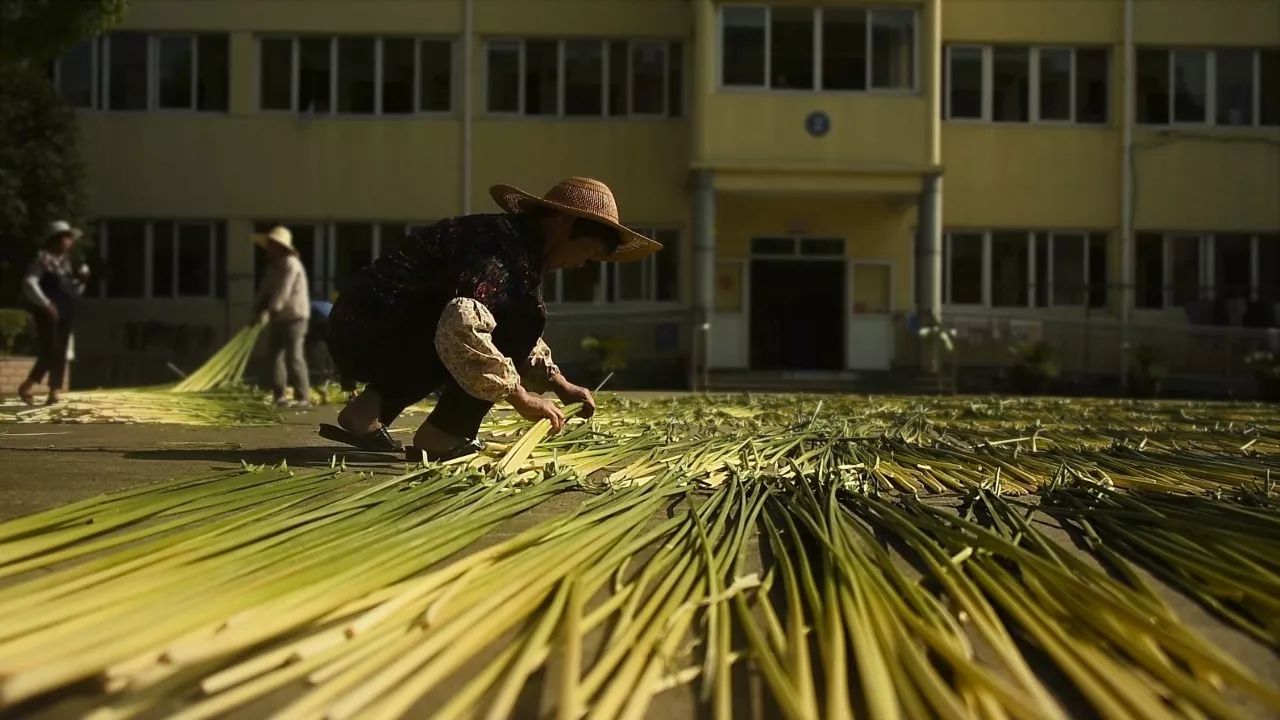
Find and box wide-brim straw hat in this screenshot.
[489,177,662,263]
[47,220,83,241]
[253,225,299,255]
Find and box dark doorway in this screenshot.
[749,259,844,370]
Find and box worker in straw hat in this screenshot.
[253,225,312,407]
[17,221,89,406]
[319,177,662,461]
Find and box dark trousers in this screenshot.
[28,309,72,389]
[267,319,310,400]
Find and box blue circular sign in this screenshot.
[805,111,831,137]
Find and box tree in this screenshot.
[0,1,130,66]
[0,0,128,305]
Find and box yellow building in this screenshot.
[50,0,1280,388]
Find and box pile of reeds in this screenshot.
[1,393,1278,718]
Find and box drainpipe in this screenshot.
[1120,0,1135,384]
[461,0,474,214]
[692,170,715,391]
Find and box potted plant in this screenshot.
[1245,351,1280,402]
[1126,344,1168,398]
[1008,340,1059,395]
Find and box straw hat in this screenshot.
[253,226,299,255]
[47,220,82,241]
[489,177,662,262]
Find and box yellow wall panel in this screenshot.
[944,0,1122,44]
[1132,132,1280,231]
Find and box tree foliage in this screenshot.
[0,0,130,66]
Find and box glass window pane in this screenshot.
[299,37,333,114]
[1258,235,1280,303]
[1088,234,1108,309]
[722,6,766,86]
[1075,48,1108,123]
[333,223,373,296]
[947,46,982,119]
[1170,235,1201,306]
[158,36,194,109]
[631,42,666,114]
[564,40,603,116]
[152,222,174,298]
[870,9,914,89]
[562,263,601,302]
[947,233,983,304]
[1215,49,1254,126]
[59,40,95,108]
[177,224,213,297]
[667,41,683,117]
[608,40,628,116]
[196,34,229,111]
[420,40,452,112]
[214,223,226,299]
[991,232,1029,307]
[615,261,646,301]
[260,38,293,110]
[1262,50,1280,126]
[1214,234,1251,302]
[1034,232,1049,307]
[486,41,520,112]
[525,40,558,115]
[1135,234,1164,308]
[800,238,843,256]
[105,221,146,298]
[1136,49,1169,124]
[751,237,795,255]
[822,7,867,91]
[770,6,814,90]
[381,37,415,114]
[337,37,375,114]
[1052,233,1085,305]
[108,32,148,110]
[852,264,891,314]
[1038,48,1071,121]
[655,229,679,301]
[992,46,1030,122]
[1172,50,1207,123]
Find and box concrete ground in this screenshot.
[1,404,1277,718]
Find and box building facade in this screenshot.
[49,0,1280,388]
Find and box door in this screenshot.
[749,259,845,370]
[848,261,894,370]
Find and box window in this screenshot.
[721,5,916,91]
[771,6,814,89]
[947,45,1107,123]
[332,222,374,294]
[946,230,1109,309]
[53,33,228,112]
[992,47,1030,122]
[1134,233,1280,309]
[1139,47,1278,127]
[545,228,680,304]
[486,38,683,117]
[944,233,983,304]
[259,36,453,114]
[98,220,224,299]
[253,221,429,299]
[945,46,983,119]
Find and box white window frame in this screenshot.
[1139,232,1280,309]
[718,4,918,94]
[153,34,199,112]
[947,44,1109,125]
[545,226,683,307]
[1041,232,1090,308]
[945,230,1108,309]
[97,220,221,300]
[257,35,455,116]
[1138,47,1278,128]
[944,45,990,121]
[53,37,101,109]
[943,231,990,307]
[69,33,228,113]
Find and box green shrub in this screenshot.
[0,308,30,355]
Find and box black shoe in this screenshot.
[318,423,403,453]
[405,438,485,464]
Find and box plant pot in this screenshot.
[0,355,70,397]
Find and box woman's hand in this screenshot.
[43,303,60,322]
[508,386,566,433]
[552,377,596,418]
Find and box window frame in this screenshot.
[1134,232,1279,309]
[944,230,1109,310]
[718,4,918,94]
[55,33,229,113]
[256,35,456,116]
[53,38,100,109]
[96,219,223,300]
[484,37,684,119]
[153,33,199,112]
[544,226,683,308]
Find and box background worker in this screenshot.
[253,226,312,408]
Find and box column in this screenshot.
[917,174,943,372]
[692,170,715,390]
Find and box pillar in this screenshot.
[917,173,943,372]
[692,169,715,390]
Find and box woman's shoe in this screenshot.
[405,438,485,464]
[318,423,403,453]
[17,381,35,406]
